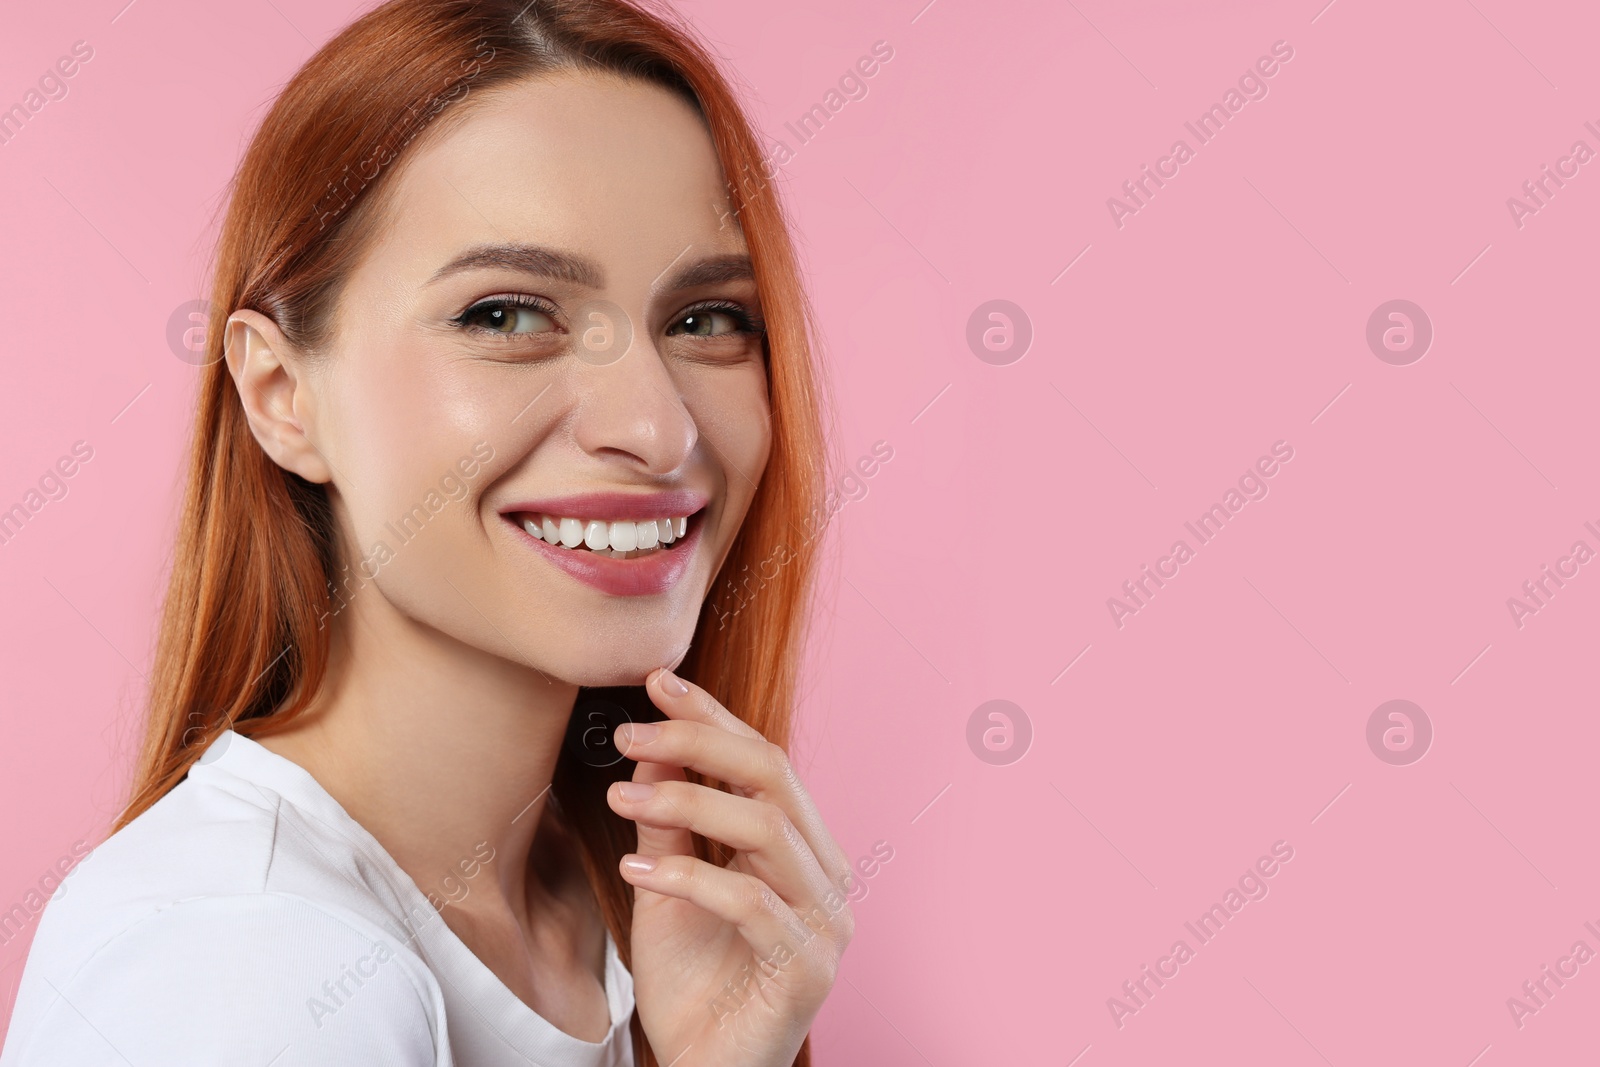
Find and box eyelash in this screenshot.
[451,293,561,339]
[669,300,766,339]
[450,296,766,342]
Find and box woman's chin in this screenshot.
[547,635,694,689]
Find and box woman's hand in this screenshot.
[607,667,854,1067]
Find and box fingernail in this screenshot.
[618,721,661,748]
[657,668,689,696]
[617,781,655,801]
[621,854,658,874]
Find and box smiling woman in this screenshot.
[0,2,851,1066]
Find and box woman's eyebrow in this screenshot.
[426,242,604,287]
[424,245,753,293]
[658,253,753,292]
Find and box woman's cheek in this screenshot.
[687,363,771,485]
[321,349,490,554]
[326,346,440,470]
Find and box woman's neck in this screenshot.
[254,583,582,927]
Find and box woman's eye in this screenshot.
[461,300,557,335]
[669,309,743,337]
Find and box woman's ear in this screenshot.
[223,310,333,484]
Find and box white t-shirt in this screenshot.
[0,729,636,1066]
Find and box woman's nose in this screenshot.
[568,313,698,475]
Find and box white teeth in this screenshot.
[521,513,690,554]
[610,521,638,552]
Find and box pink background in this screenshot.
[2,0,1597,1062]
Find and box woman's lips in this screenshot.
[503,510,702,596]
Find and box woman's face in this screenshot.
[294,71,770,686]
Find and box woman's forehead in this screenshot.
[361,71,745,289]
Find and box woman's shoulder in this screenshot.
[1,749,452,1065]
[1,891,450,1066]
[34,731,440,956]
[29,746,388,950]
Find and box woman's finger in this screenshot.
[606,777,848,943]
[617,757,695,867]
[638,668,856,898]
[617,718,783,797]
[645,666,763,739]
[617,852,839,977]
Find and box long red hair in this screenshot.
[114,2,824,1063]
